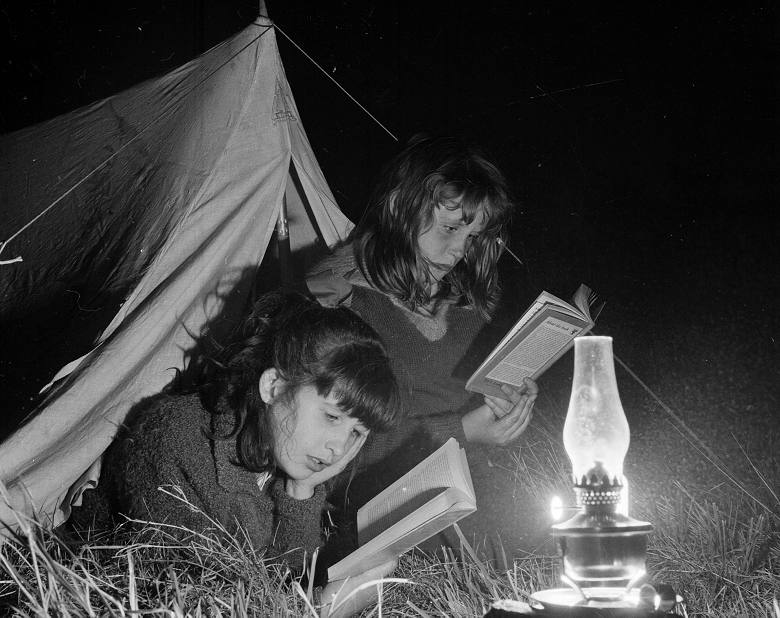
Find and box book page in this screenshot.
[476,292,584,371]
[571,284,597,321]
[328,489,475,580]
[358,450,452,544]
[484,314,584,387]
[328,439,476,581]
[466,284,597,398]
[460,448,475,498]
[358,438,468,544]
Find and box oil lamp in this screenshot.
[485,336,681,617]
[542,335,653,609]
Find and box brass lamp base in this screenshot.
[551,480,652,595]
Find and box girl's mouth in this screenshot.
[307,456,328,472]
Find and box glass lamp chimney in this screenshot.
[563,336,629,488]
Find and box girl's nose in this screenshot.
[325,433,348,459]
[450,237,468,259]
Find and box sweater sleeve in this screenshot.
[109,440,328,569]
[306,268,353,308]
[106,437,220,535]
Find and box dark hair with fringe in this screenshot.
[191,290,401,473]
[353,133,514,320]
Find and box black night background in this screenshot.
[1,0,777,556]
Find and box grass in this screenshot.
[1,421,778,617]
[0,508,558,618]
[644,483,780,617]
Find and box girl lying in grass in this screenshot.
[72,289,401,617]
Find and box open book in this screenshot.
[327,438,476,581]
[466,284,602,398]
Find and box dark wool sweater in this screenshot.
[81,394,326,566]
[307,246,501,476]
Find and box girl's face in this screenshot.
[417,199,486,285]
[270,385,369,482]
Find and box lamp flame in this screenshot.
[551,496,563,521]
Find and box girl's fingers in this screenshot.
[506,415,532,443]
[325,434,367,478]
[499,396,530,424]
[505,407,534,438]
[502,409,527,432]
[484,397,510,418]
[485,393,522,416]
[499,383,523,403]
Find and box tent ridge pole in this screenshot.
[276,195,292,288]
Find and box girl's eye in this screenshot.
[325,413,340,422]
[443,225,458,234]
[352,427,367,438]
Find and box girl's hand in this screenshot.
[285,433,367,499]
[320,557,398,618]
[461,378,538,446]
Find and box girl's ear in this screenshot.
[259,367,281,404]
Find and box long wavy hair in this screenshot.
[189,290,401,473]
[353,134,514,320]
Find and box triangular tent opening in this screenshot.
[0,16,352,532]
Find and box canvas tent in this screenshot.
[0,16,352,533]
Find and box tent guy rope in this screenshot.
[273,23,399,143]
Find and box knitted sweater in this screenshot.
[89,394,326,566]
[307,245,502,472]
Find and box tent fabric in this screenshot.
[0,17,352,532]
